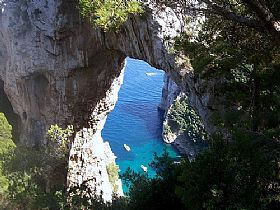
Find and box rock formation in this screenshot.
[0,0,215,201]
[0,0,182,201]
[158,73,181,112]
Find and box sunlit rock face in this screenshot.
[0,0,183,144]
[0,0,214,202]
[0,0,110,146]
[0,0,183,201]
[159,73,181,112]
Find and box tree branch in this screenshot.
[196,0,280,40]
[241,0,280,34]
[193,0,264,31]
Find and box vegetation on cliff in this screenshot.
[173,1,280,139]
[164,95,208,142]
[0,0,279,209]
[0,120,74,209]
[79,0,143,31]
[106,162,120,193]
[0,113,16,204]
[123,0,280,209]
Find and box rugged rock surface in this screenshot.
[162,93,208,160]
[0,0,215,201]
[0,0,185,201]
[0,0,185,142]
[158,73,181,112]
[67,66,125,201]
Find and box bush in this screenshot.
[167,96,208,141]
[79,0,143,31]
[0,113,16,207]
[106,162,120,193]
[176,132,280,210]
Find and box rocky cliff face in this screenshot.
[0,0,185,143]
[67,66,125,201]
[0,0,216,201]
[0,0,186,201]
[159,73,181,112]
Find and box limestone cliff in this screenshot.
[67,66,125,201]
[0,0,215,201]
[161,92,209,160]
[158,73,181,112]
[0,0,185,201]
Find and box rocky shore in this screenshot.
[160,75,208,160]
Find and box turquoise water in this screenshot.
[102,58,178,192]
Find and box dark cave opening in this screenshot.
[0,79,20,142]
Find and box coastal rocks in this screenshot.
[68,129,123,202]
[68,64,125,201]
[0,0,128,200]
[159,73,181,112]
[162,93,208,160]
[0,0,214,202]
[0,0,183,147]
[162,127,177,143]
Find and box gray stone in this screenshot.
[0,0,216,202]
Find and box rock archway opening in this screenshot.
[101,57,179,191]
[0,79,20,143]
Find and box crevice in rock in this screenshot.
[0,78,21,143]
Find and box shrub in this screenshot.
[79,0,143,31]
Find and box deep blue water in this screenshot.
[102,58,178,192]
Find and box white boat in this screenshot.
[141,165,148,172]
[145,72,157,76]
[123,144,131,151]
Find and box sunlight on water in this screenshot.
[102,58,178,193]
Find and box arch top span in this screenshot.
[105,4,184,72]
[0,0,184,145]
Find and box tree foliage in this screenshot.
[122,132,279,210]
[172,1,280,139]
[167,96,208,141]
[158,0,280,41]
[47,124,74,158]
[0,113,13,142]
[79,0,143,31]
[0,123,74,209]
[176,132,280,209]
[0,113,16,206]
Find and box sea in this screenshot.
[102,58,178,193]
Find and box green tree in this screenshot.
[47,124,74,158]
[156,0,280,41]
[79,0,143,31]
[122,152,184,210]
[0,112,13,142]
[167,96,208,141]
[172,0,280,138]
[0,124,74,209]
[168,3,280,207]
[176,131,280,209]
[0,113,16,207]
[121,133,279,210]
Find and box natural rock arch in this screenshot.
[0,0,212,202]
[0,0,182,143]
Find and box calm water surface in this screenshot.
[102,58,178,192]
